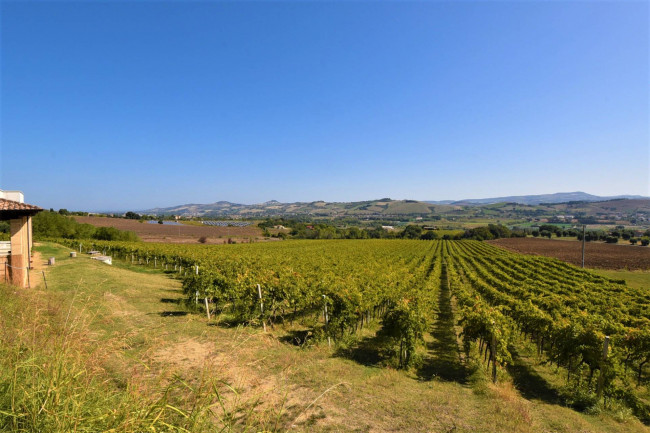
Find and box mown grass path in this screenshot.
[418,264,467,383]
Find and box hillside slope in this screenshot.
[2,242,645,432]
[141,196,650,220]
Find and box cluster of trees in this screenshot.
[630,238,650,246]
[124,211,143,220]
[461,224,526,241]
[32,211,139,241]
[258,219,376,239]
[529,225,650,245]
[124,211,171,221]
[400,224,521,241]
[51,209,167,221]
[256,218,523,242]
[607,228,650,246]
[530,224,582,239]
[290,223,376,239]
[50,208,90,217]
[259,218,650,244]
[285,223,442,240]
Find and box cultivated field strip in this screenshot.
[489,237,650,270]
[58,238,650,421]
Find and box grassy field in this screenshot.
[1,242,647,432]
[590,268,650,290]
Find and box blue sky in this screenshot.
[1,1,648,211]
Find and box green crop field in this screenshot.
[46,238,650,431]
[590,269,650,291]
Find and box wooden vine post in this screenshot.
[257,284,266,332]
[491,333,497,383]
[204,297,211,320]
[323,294,331,347]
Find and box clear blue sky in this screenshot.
[1,1,648,211]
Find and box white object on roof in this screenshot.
[0,189,24,203]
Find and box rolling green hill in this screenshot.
[142,197,650,228]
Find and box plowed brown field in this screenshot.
[488,237,650,270]
[74,216,263,244]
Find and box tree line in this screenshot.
[529,224,650,245]
[258,218,522,241]
[31,211,139,241]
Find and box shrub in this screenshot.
[420,230,438,240]
[401,225,423,239]
[558,384,598,412]
[93,227,139,242]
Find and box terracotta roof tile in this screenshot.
[0,199,42,211]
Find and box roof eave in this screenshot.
[0,208,43,220]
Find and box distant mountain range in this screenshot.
[141,192,649,218]
[426,192,647,206]
[143,198,441,217]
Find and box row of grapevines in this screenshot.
[58,238,443,368]
[445,240,649,420]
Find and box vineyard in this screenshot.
[59,238,650,423]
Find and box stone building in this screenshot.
[0,189,42,288]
